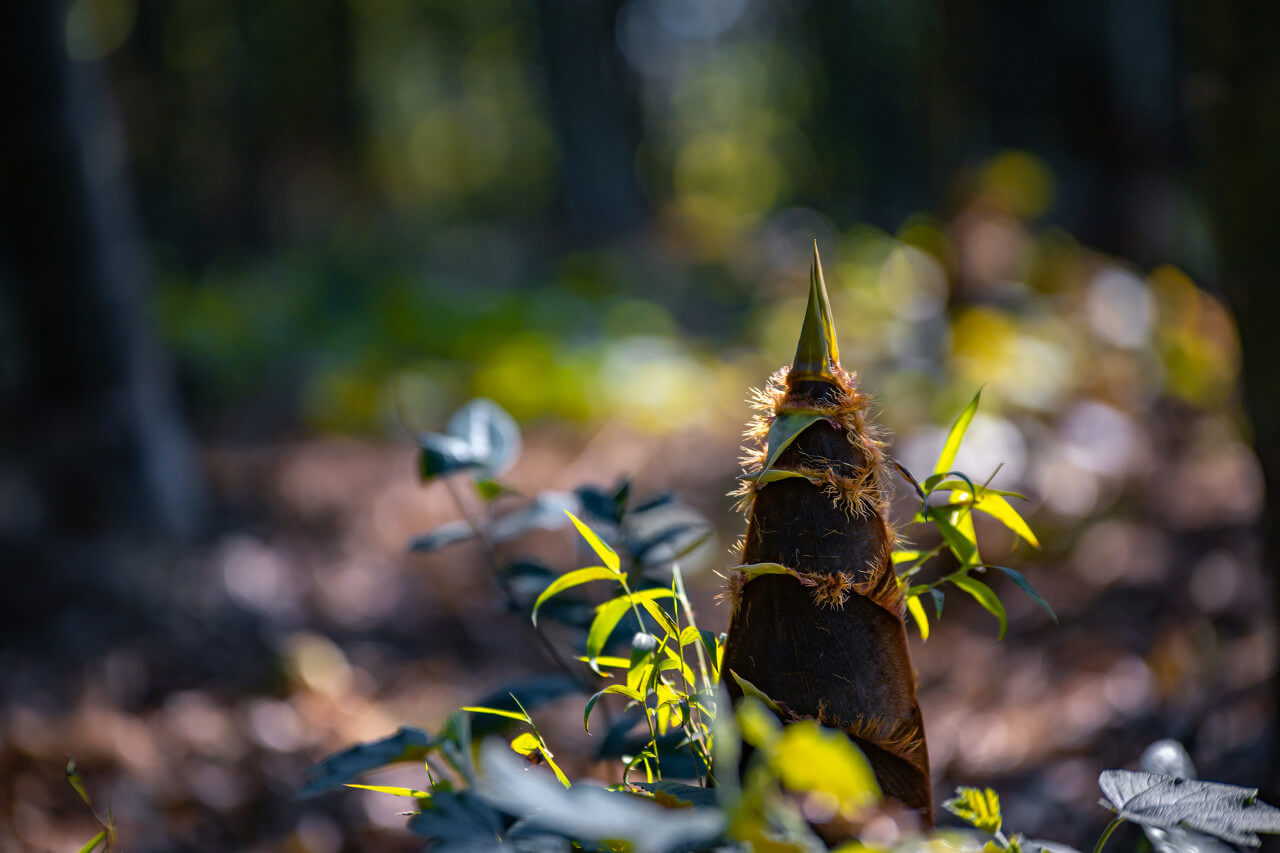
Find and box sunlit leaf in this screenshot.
[584,684,646,733]
[565,510,620,572]
[950,574,1007,640]
[906,594,929,640]
[758,411,826,479]
[944,786,1003,833]
[769,721,881,814]
[532,565,621,625]
[935,389,982,475]
[972,492,1041,548]
[585,597,635,674]
[735,695,781,749]
[345,783,432,799]
[509,732,541,756]
[461,706,529,723]
[77,830,107,853]
[892,550,921,564]
[993,566,1056,621]
[931,479,1030,501]
[1099,770,1280,845]
[737,468,812,484]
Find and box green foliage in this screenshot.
[895,390,1052,641]
[66,758,115,852]
[307,394,1280,851]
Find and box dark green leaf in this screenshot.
[759,411,826,479]
[407,790,503,841]
[300,727,435,797]
[1099,770,1280,846]
[408,520,474,554]
[993,566,1056,621]
[931,509,979,567]
[447,398,521,479]
[634,781,719,808]
[490,492,578,543]
[928,587,945,619]
[474,741,724,851]
[419,433,483,480]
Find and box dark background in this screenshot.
[2,0,1279,849]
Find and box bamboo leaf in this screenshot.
[345,783,432,798]
[906,594,929,640]
[950,574,1007,640]
[78,830,107,853]
[564,510,620,572]
[931,510,979,567]
[585,597,634,674]
[460,706,530,723]
[509,732,541,756]
[531,565,621,625]
[735,562,798,580]
[758,412,826,479]
[935,390,982,475]
[972,492,1041,548]
[992,566,1056,621]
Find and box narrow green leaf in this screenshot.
[906,594,929,640]
[891,550,921,565]
[583,684,646,733]
[993,566,1056,621]
[564,510,620,572]
[935,390,982,475]
[345,783,432,798]
[78,830,107,853]
[931,510,979,567]
[531,565,621,625]
[973,492,1041,548]
[929,587,945,619]
[737,468,812,484]
[950,574,1007,640]
[460,706,530,723]
[758,412,826,479]
[540,747,572,788]
[729,670,783,714]
[66,758,94,811]
[587,591,680,674]
[735,562,797,580]
[931,479,1030,501]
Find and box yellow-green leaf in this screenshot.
[460,706,529,722]
[769,721,881,814]
[950,574,1007,640]
[944,786,1002,833]
[532,564,620,625]
[972,492,1040,548]
[906,594,929,640]
[78,830,108,853]
[564,510,620,572]
[345,783,432,798]
[935,390,981,475]
[509,732,541,756]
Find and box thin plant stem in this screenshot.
[443,477,585,689]
[1092,817,1125,853]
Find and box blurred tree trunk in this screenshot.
[533,0,648,243]
[0,2,203,548]
[1183,0,1280,787]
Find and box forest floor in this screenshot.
[1,421,1275,851]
